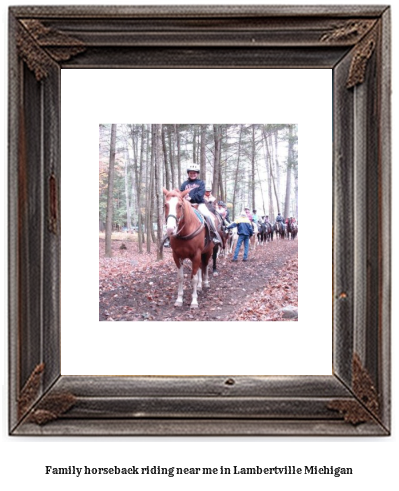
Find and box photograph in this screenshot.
[99,123,299,321]
[2,1,397,490]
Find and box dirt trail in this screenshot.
[99,238,298,322]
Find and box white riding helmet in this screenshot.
[205,185,212,192]
[187,163,200,173]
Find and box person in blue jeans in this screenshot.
[226,212,253,262]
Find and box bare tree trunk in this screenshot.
[139,125,146,244]
[154,124,164,260]
[263,127,277,219]
[132,125,145,252]
[212,124,221,196]
[146,125,154,252]
[175,124,181,187]
[162,126,170,189]
[274,129,281,208]
[284,125,294,218]
[218,165,224,202]
[168,125,176,189]
[256,158,266,216]
[150,125,157,243]
[200,124,207,181]
[218,126,224,200]
[123,149,132,230]
[130,128,137,232]
[193,125,197,163]
[105,124,117,257]
[251,125,256,210]
[232,125,243,219]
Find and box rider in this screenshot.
[261,215,271,227]
[286,216,297,228]
[252,209,259,225]
[204,185,217,204]
[180,163,222,245]
[244,206,256,233]
[244,206,253,222]
[216,200,230,225]
[276,212,284,224]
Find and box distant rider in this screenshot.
[244,206,253,223]
[276,212,284,224]
[252,209,259,225]
[204,185,217,204]
[216,200,230,226]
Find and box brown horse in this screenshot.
[163,188,215,308]
[205,201,228,273]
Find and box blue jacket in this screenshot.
[227,216,253,236]
[180,178,205,204]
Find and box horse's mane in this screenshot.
[206,202,216,214]
[164,188,195,216]
[166,188,183,198]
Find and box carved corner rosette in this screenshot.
[27,392,77,425]
[18,363,45,419]
[346,28,378,88]
[320,19,376,44]
[18,363,76,425]
[17,19,85,81]
[320,20,378,89]
[328,354,380,425]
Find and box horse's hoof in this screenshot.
[174,301,183,307]
[190,304,199,309]
[203,282,210,288]
[213,271,219,276]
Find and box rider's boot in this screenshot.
[207,217,222,245]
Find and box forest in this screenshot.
[99,124,298,322]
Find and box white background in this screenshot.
[61,68,332,376]
[1,1,397,491]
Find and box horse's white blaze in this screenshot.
[166,197,179,236]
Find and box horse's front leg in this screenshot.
[202,253,211,288]
[174,264,184,307]
[197,268,202,291]
[190,255,202,309]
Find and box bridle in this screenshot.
[165,197,204,240]
[165,197,186,237]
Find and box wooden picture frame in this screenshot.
[9,5,391,436]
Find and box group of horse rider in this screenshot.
[178,162,296,259]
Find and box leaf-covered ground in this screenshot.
[99,236,298,322]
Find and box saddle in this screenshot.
[191,204,212,246]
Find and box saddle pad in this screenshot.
[193,209,205,224]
